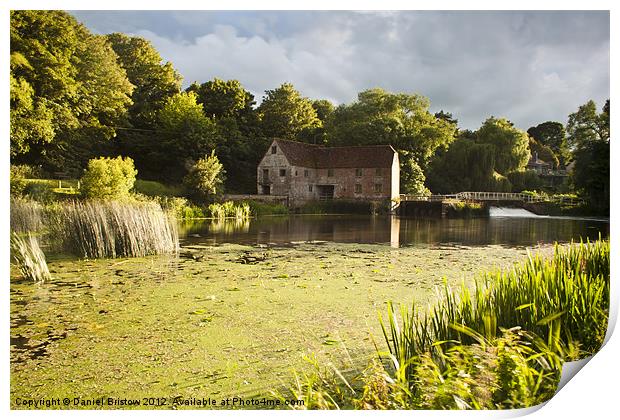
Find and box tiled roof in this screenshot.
[274,139,396,168]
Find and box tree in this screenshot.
[476,117,530,174]
[258,83,321,139]
[527,121,569,166]
[568,100,609,213]
[186,78,255,119]
[566,100,609,149]
[401,158,430,196]
[80,156,137,199]
[10,11,133,170]
[326,89,456,167]
[312,99,335,123]
[106,33,181,128]
[183,152,226,202]
[149,92,220,181]
[528,137,559,169]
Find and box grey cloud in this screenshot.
[70,10,609,130]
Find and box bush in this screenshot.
[183,151,226,203]
[80,156,137,199]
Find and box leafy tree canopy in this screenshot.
[476,117,530,175]
[527,121,568,166]
[186,78,255,120]
[325,88,457,168]
[258,83,321,139]
[10,11,133,163]
[106,32,181,128]
[566,99,609,149]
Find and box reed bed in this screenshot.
[10,198,44,233]
[10,233,51,283]
[208,201,251,220]
[380,238,610,365]
[48,200,179,259]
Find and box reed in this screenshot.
[10,198,44,233]
[380,238,609,375]
[48,200,179,259]
[10,233,51,283]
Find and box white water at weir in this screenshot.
[489,207,545,218]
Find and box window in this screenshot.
[304,169,309,177]
[262,169,269,179]
[354,184,362,193]
[374,183,383,193]
[279,169,286,177]
[271,146,277,154]
[295,170,298,176]
[355,168,363,177]
[375,168,382,176]
[309,185,313,192]
[327,169,334,177]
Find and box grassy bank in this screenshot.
[280,238,609,409]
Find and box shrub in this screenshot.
[80,156,138,199]
[183,151,226,203]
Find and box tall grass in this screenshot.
[381,238,609,363]
[10,233,51,283]
[207,201,251,220]
[10,198,44,233]
[48,200,179,259]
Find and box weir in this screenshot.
[489,207,544,218]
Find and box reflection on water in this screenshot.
[179,215,609,248]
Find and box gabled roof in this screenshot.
[273,139,396,169]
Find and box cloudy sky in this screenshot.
[70,10,609,130]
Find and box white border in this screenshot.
[2,2,616,420]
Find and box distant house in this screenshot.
[257,139,400,206]
[527,152,552,174]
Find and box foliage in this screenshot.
[401,158,431,195]
[445,201,487,218]
[476,117,530,174]
[183,152,226,203]
[568,100,610,214]
[133,180,185,198]
[187,78,255,119]
[80,156,138,200]
[528,137,559,169]
[10,233,51,283]
[245,201,289,216]
[527,121,569,166]
[147,92,221,181]
[507,170,543,192]
[298,200,375,215]
[325,88,457,173]
[207,201,251,220]
[106,32,181,128]
[258,83,321,139]
[566,99,609,150]
[10,165,28,196]
[10,11,133,171]
[47,200,178,259]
